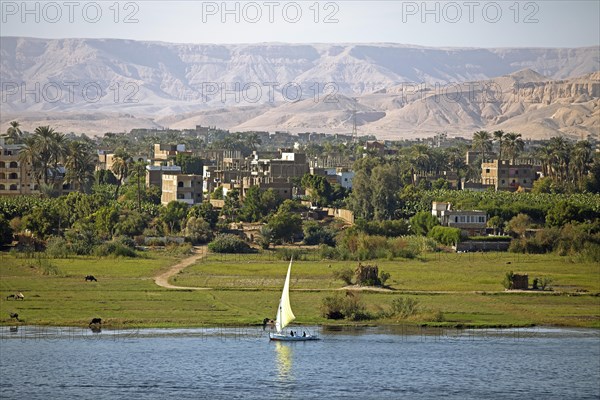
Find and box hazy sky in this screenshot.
[1,1,599,47]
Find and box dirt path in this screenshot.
[154,246,211,290]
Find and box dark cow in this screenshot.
[85,275,98,282]
[89,318,102,325]
[9,312,20,321]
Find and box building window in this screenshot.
[501,180,505,184]
[9,184,17,190]
[9,161,18,168]
[8,173,17,179]
[0,184,4,190]
[177,193,184,199]
[454,216,458,223]
[178,181,184,188]
[485,168,490,173]
[515,170,519,175]
[0,162,4,168]
[0,172,4,179]
[523,180,527,184]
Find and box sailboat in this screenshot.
[269,258,319,341]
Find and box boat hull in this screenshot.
[269,332,320,341]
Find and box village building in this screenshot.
[431,201,488,236]
[160,172,203,206]
[481,160,536,191]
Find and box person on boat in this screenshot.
[290,331,294,337]
[302,331,306,337]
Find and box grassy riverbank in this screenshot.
[1,251,598,329]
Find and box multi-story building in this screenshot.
[146,165,182,189]
[310,167,355,189]
[481,160,536,191]
[152,144,190,166]
[161,173,203,206]
[98,150,148,171]
[0,139,36,195]
[432,202,488,236]
[0,138,74,196]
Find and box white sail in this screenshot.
[275,258,296,333]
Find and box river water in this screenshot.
[0,326,598,399]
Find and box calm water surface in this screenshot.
[0,326,598,399]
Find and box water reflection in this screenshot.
[274,342,293,382]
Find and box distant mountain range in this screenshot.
[1,37,598,139]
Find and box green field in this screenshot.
[1,251,598,329]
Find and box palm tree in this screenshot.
[503,133,525,164]
[6,121,23,144]
[534,144,553,178]
[31,126,60,185]
[572,140,593,188]
[64,141,97,193]
[548,137,572,182]
[111,150,132,200]
[446,147,467,186]
[18,136,42,189]
[410,145,431,180]
[472,130,493,162]
[493,130,505,160]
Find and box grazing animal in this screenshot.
[85,275,98,282]
[6,294,15,300]
[89,318,102,325]
[7,292,24,300]
[9,312,20,321]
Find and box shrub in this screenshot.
[258,226,273,249]
[319,244,339,260]
[380,271,391,286]
[165,242,193,256]
[390,297,419,318]
[36,259,62,276]
[113,235,136,249]
[208,234,251,254]
[303,222,336,246]
[428,226,462,246]
[409,211,440,236]
[320,293,369,321]
[183,216,213,244]
[332,267,353,285]
[502,271,514,290]
[45,236,71,258]
[275,247,306,261]
[335,232,426,261]
[539,277,553,290]
[321,295,345,319]
[93,241,137,258]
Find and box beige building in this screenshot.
[152,144,190,166]
[146,165,182,190]
[161,173,203,206]
[0,138,74,195]
[481,160,536,191]
[0,140,37,195]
